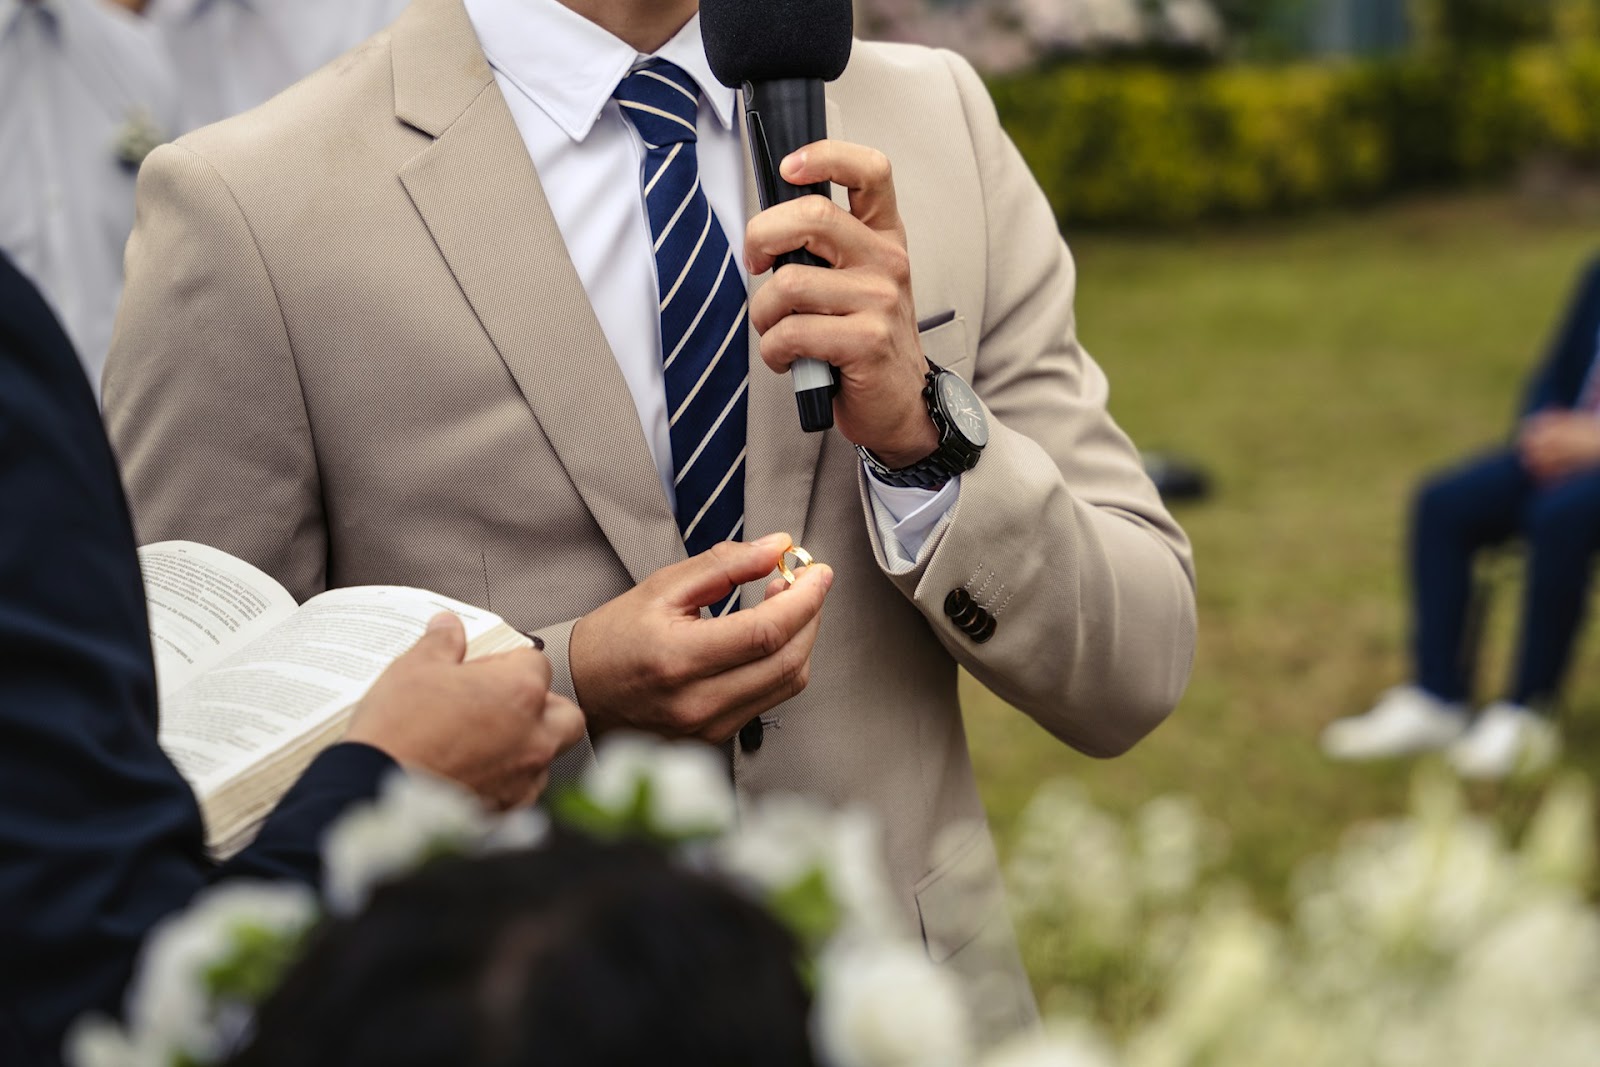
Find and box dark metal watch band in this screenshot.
[856,363,982,489]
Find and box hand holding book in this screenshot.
[346,611,583,812]
[140,541,585,854]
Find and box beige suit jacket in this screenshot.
[104,0,1197,1032]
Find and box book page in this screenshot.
[138,541,299,701]
[159,586,512,797]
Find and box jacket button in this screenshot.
[959,608,987,636]
[738,717,764,753]
[943,588,972,618]
[972,615,997,643]
[952,602,983,629]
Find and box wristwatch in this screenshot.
[857,360,988,489]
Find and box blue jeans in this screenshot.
[1411,448,1600,707]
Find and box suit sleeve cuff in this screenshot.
[217,742,398,887]
[863,471,961,568]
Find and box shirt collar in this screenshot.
[468,0,736,143]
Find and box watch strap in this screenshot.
[857,363,983,489]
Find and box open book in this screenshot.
[140,541,530,859]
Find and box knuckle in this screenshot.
[751,615,786,659]
[774,265,805,302]
[803,196,835,226]
[528,731,559,769]
[709,538,747,578]
[864,316,894,350]
[781,646,810,698]
[651,653,691,691]
[664,696,703,736]
[758,331,787,370]
[869,276,899,309]
[867,149,892,186]
[755,290,784,329]
[882,244,911,285]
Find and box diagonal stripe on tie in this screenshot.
[617,59,749,617]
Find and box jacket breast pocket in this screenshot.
[913,820,1007,963]
[917,312,973,381]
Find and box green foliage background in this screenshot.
[988,46,1600,226]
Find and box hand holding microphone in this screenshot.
[701,0,939,462]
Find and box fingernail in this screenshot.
[755,532,791,550]
[521,632,546,651]
[782,151,804,175]
[818,565,835,590]
[426,612,454,633]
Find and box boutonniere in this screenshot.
[114,106,167,172]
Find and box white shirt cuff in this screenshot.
[864,472,961,563]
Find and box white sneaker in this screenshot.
[1448,702,1561,780]
[1320,686,1467,761]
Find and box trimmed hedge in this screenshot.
[989,47,1600,226]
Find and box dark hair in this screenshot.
[227,831,817,1067]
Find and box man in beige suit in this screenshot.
[104,0,1196,1035]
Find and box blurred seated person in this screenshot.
[0,252,586,1066]
[144,0,412,132]
[0,0,179,392]
[226,835,817,1067]
[1322,255,1600,779]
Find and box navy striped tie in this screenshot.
[617,61,748,616]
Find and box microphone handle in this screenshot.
[744,78,841,433]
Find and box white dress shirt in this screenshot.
[462,0,956,557]
[148,0,411,132]
[0,0,179,392]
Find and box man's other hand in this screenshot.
[745,141,939,469]
[345,613,586,811]
[1519,410,1600,483]
[568,533,833,743]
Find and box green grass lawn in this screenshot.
[962,189,1600,996]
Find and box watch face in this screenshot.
[936,373,988,447]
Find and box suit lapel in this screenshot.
[392,0,685,587]
[738,94,842,550]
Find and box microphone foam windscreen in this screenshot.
[700,0,854,86]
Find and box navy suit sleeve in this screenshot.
[0,256,394,1065]
[1522,254,1600,416]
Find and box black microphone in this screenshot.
[700,0,854,434]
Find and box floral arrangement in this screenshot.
[1001,767,1600,1067]
[65,735,1083,1067]
[65,740,1600,1067]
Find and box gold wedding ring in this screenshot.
[776,543,816,585]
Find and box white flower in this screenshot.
[1157,0,1225,50]
[1519,773,1596,891]
[981,1025,1119,1067]
[123,881,317,1064]
[584,733,736,838]
[484,806,552,852]
[1135,794,1214,901]
[718,794,903,938]
[323,771,491,915]
[63,1015,162,1067]
[1126,899,1279,1067]
[812,940,971,1067]
[1007,781,1136,940]
[1018,0,1146,49]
